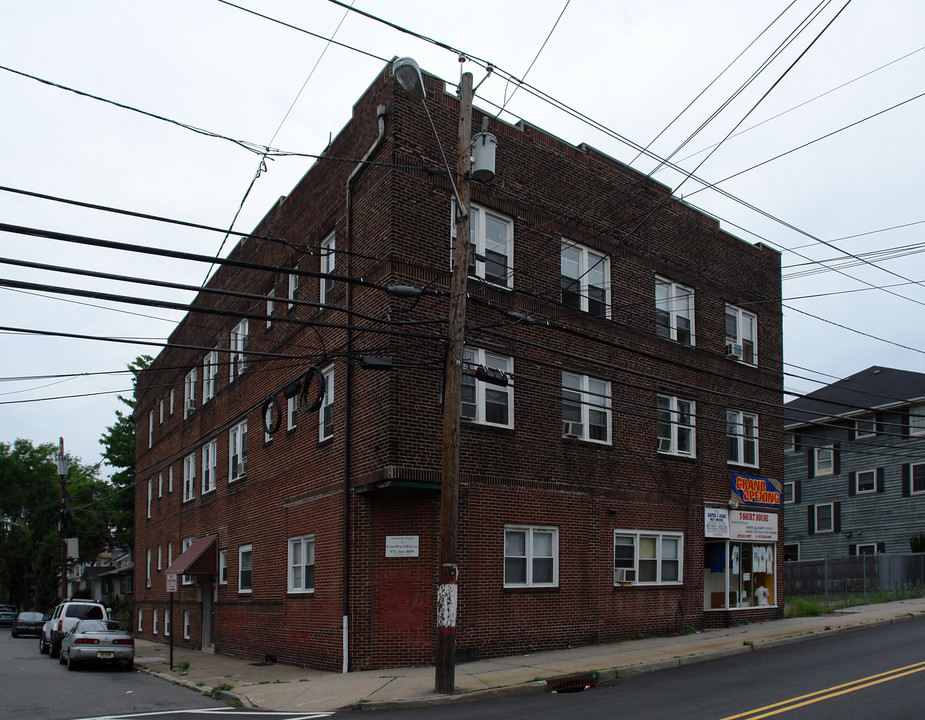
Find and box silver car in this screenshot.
[58,620,134,671]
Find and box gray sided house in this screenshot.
[783,366,925,561]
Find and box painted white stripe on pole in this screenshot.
[437,583,458,628]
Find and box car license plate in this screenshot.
[97,651,113,659]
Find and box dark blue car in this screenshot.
[12,611,45,638]
[0,605,16,627]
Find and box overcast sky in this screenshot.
[2,0,924,474]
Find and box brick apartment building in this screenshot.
[134,61,784,672]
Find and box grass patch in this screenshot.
[785,597,825,618]
[743,640,753,647]
[210,683,233,699]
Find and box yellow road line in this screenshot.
[718,660,925,720]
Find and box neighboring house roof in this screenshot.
[785,366,925,428]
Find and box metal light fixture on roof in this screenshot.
[393,57,426,101]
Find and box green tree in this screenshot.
[99,355,151,551]
[0,439,111,610]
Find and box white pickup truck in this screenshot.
[40,600,110,658]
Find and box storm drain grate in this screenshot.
[546,672,598,693]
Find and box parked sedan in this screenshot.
[58,620,134,671]
[11,611,45,638]
[0,604,17,627]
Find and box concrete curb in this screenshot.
[343,680,548,712]
[136,667,255,709]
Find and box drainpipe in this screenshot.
[342,102,387,673]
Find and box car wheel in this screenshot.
[50,640,60,659]
[39,635,49,654]
[59,647,67,665]
[66,651,78,671]
[122,660,134,672]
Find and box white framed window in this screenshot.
[726,410,758,467]
[148,410,154,449]
[168,542,173,567]
[202,440,217,494]
[230,319,248,380]
[783,482,795,504]
[656,394,695,457]
[146,479,152,519]
[503,525,558,587]
[182,537,194,585]
[655,277,694,345]
[724,304,756,365]
[562,372,611,443]
[856,543,878,555]
[288,268,299,309]
[288,535,316,593]
[203,350,218,402]
[462,347,513,428]
[320,365,334,441]
[561,241,609,318]
[184,368,197,418]
[169,388,175,415]
[856,415,876,438]
[229,419,248,481]
[287,395,297,431]
[183,610,190,639]
[266,289,275,329]
[159,399,164,424]
[856,469,876,494]
[157,545,162,571]
[183,453,196,502]
[454,203,514,288]
[153,609,158,635]
[814,446,834,476]
[614,530,683,585]
[138,610,143,633]
[158,472,163,498]
[912,462,925,494]
[168,466,173,493]
[784,432,795,453]
[911,405,925,436]
[320,232,336,306]
[219,549,228,585]
[146,548,151,587]
[164,609,171,637]
[239,544,253,593]
[814,503,834,533]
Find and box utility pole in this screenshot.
[56,437,69,599]
[435,69,473,696]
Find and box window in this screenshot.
[912,463,925,494]
[462,347,513,427]
[856,415,876,438]
[158,472,163,498]
[288,535,316,592]
[724,304,756,365]
[562,372,611,443]
[148,410,154,449]
[814,503,834,533]
[138,610,143,633]
[655,277,694,345]
[159,399,164,424]
[910,405,925,436]
[183,610,190,639]
[219,549,227,584]
[169,388,175,415]
[182,537,194,585]
[856,543,878,555]
[614,530,683,585]
[266,289,275,329]
[168,466,173,493]
[164,609,171,637]
[656,395,695,457]
[784,432,795,453]
[153,609,158,635]
[288,268,298,309]
[319,365,334,441]
[202,440,217,494]
[320,232,336,306]
[146,548,151,587]
[783,482,795,504]
[726,410,758,467]
[456,203,513,288]
[229,419,247,481]
[239,545,253,593]
[203,350,218,402]
[168,542,173,567]
[157,545,162,571]
[856,469,876,494]
[183,453,196,502]
[783,544,800,562]
[184,368,197,418]
[503,525,557,587]
[146,479,152,519]
[230,319,248,380]
[287,395,297,431]
[814,446,834,476]
[561,241,609,317]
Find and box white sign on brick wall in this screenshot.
[385,535,419,557]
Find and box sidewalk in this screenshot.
[133,597,925,712]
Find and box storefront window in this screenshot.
[704,540,776,609]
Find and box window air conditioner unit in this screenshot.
[185,398,196,414]
[726,343,743,360]
[657,437,672,452]
[614,568,636,583]
[563,421,584,438]
[239,457,247,477]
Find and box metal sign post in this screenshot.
[166,573,177,670]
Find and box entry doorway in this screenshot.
[201,575,215,649]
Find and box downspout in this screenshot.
[342,102,387,673]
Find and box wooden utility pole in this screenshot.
[56,437,68,599]
[435,70,473,695]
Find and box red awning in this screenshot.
[165,534,218,575]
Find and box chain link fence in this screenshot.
[784,552,925,607]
